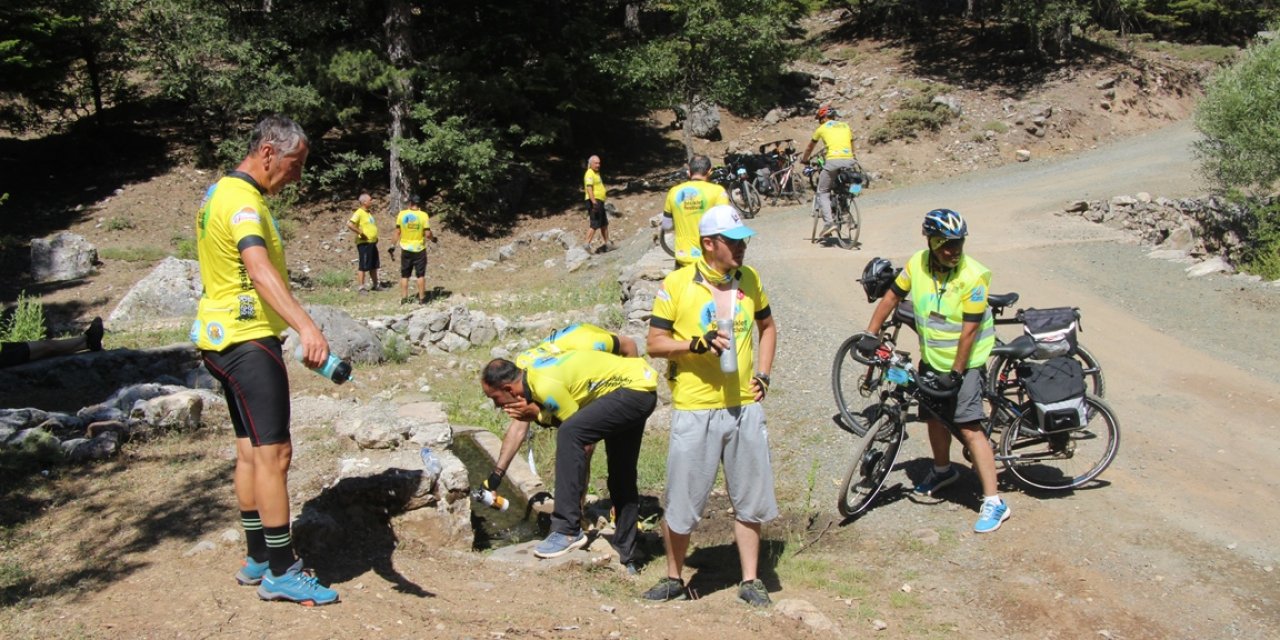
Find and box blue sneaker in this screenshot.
[974,499,1011,534]
[532,531,588,559]
[235,556,269,586]
[914,466,960,496]
[256,560,340,606]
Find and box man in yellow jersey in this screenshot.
[479,350,657,569]
[191,115,338,605]
[582,154,611,253]
[859,208,1009,534]
[391,194,436,304]
[346,193,380,292]
[799,105,856,238]
[662,153,729,267]
[642,204,778,607]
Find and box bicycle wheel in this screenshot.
[834,196,861,250]
[1074,343,1106,398]
[837,406,905,517]
[745,182,762,217]
[730,181,762,219]
[999,394,1120,491]
[832,334,882,436]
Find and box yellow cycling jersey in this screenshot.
[350,207,378,244]
[650,264,771,410]
[810,121,855,160]
[663,180,729,267]
[396,208,430,251]
[583,168,606,201]
[522,350,657,426]
[515,323,621,369]
[191,173,290,351]
[895,249,995,371]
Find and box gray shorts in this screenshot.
[921,364,987,424]
[664,403,779,534]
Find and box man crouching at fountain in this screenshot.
[480,352,657,571]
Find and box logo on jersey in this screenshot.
[237,295,257,320]
[231,207,260,226]
[969,284,986,303]
[206,322,225,346]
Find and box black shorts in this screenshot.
[586,200,608,230]
[0,342,31,368]
[202,337,291,446]
[400,249,427,278]
[357,242,380,271]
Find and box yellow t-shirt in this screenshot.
[191,174,289,351]
[650,264,771,410]
[810,121,855,160]
[396,208,429,251]
[523,350,657,426]
[663,180,729,266]
[515,323,622,369]
[584,168,606,201]
[349,207,378,244]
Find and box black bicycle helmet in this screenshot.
[859,257,898,303]
[922,208,968,239]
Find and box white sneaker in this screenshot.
[819,223,837,237]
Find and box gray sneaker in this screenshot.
[641,577,687,602]
[737,579,771,607]
[914,466,960,496]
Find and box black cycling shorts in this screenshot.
[202,337,291,446]
[400,249,427,278]
[586,200,608,230]
[357,242,380,272]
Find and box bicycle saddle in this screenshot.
[988,292,1019,310]
[990,334,1037,360]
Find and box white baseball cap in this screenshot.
[699,204,757,240]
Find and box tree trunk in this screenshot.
[385,0,413,213]
[625,3,640,33]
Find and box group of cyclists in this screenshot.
[197,105,1009,613]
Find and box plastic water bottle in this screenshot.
[717,318,736,373]
[472,489,510,512]
[295,345,353,385]
[420,447,442,485]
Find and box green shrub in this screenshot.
[1243,200,1280,280]
[316,269,350,289]
[982,120,1009,134]
[107,216,134,231]
[1195,35,1280,195]
[868,90,955,145]
[173,236,197,260]
[0,292,46,342]
[381,331,412,363]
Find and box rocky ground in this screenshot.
[6,23,1277,640]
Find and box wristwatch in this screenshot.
[754,372,771,385]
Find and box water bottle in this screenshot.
[295,345,353,385]
[472,489,510,512]
[420,447,442,485]
[717,318,736,373]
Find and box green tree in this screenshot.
[1195,34,1280,194]
[603,0,806,158]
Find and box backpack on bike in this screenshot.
[834,167,865,194]
[1018,357,1087,437]
[1022,307,1079,359]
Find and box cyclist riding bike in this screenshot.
[857,208,1011,534]
[799,105,856,239]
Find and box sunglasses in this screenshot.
[714,235,750,247]
[929,237,965,252]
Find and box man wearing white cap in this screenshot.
[642,204,779,607]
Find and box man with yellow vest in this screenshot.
[192,115,339,605]
[661,153,729,267]
[799,105,856,238]
[391,194,437,304]
[582,154,611,253]
[859,209,1008,534]
[346,193,380,292]
[479,351,657,570]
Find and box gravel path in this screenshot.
[740,119,1280,638]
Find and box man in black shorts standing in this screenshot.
[193,115,339,605]
[582,154,611,253]
[391,194,437,304]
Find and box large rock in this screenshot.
[687,100,721,140]
[31,232,97,283]
[108,257,202,325]
[284,304,383,365]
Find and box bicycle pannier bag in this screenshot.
[1022,307,1078,359]
[1018,357,1087,435]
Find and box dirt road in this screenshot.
[751,119,1280,638]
